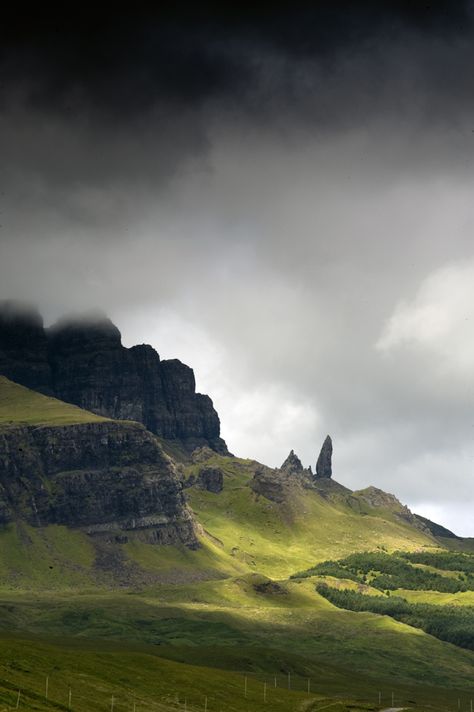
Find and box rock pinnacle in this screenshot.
[315,435,332,478]
[280,449,303,475]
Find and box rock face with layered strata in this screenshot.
[0,418,198,546]
[0,302,227,453]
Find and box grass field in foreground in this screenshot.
[1,378,474,709]
[0,576,474,706]
[0,635,385,712]
[0,630,472,712]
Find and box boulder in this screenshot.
[197,467,224,493]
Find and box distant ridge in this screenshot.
[414,513,459,539]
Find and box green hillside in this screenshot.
[1,378,474,710]
[0,376,108,426]
[0,635,349,712]
[1,578,474,712]
[0,452,437,591]
[183,454,436,578]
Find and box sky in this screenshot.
[1,3,473,535]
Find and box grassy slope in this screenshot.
[184,454,436,578]
[0,376,108,426]
[441,536,474,553]
[1,380,474,708]
[0,635,356,712]
[1,528,474,705]
[0,522,249,592]
[0,524,97,591]
[395,589,474,605]
[0,581,473,711]
[0,447,438,590]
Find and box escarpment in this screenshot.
[0,302,227,454]
[0,419,198,547]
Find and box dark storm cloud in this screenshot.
[2,2,474,122]
[2,1,474,204]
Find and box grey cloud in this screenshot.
[1,10,474,535]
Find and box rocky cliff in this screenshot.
[0,302,227,454]
[0,418,198,546]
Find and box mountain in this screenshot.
[0,374,441,588]
[0,301,227,453]
[1,311,474,711]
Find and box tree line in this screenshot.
[316,583,474,651]
[291,550,474,593]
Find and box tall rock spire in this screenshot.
[315,435,332,478]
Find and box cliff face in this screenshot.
[0,419,198,546]
[0,303,227,453]
[0,302,52,395]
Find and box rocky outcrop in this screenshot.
[197,467,224,493]
[280,449,304,475]
[251,451,314,503]
[315,435,332,478]
[0,420,198,547]
[414,513,458,539]
[191,446,216,463]
[0,303,227,454]
[184,464,224,493]
[349,486,431,534]
[250,465,290,503]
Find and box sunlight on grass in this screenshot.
[0,376,108,426]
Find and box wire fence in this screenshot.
[0,669,473,712]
